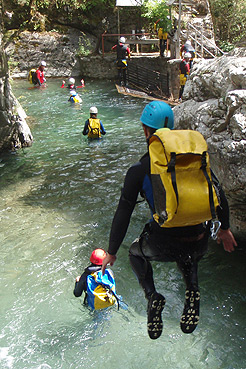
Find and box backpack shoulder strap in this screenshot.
[200,152,216,219]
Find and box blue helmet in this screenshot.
[140,101,174,130]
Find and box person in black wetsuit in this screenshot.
[73,248,107,299]
[180,40,196,68]
[179,52,191,101]
[112,36,130,86]
[101,100,237,339]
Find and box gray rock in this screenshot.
[6,30,97,79]
[0,30,33,151]
[174,54,246,240]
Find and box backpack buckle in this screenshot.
[210,220,221,240]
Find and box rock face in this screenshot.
[173,49,246,240]
[6,30,96,78]
[0,31,32,152]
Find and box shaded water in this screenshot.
[0,79,245,369]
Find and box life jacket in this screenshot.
[180,60,190,76]
[36,68,45,85]
[116,44,128,60]
[88,118,101,139]
[180,74,187,86]
[158,28,168,40]
[28,69,38,85]
[69,95,82,103]
[86,269,119,310]
[148,129,220,228]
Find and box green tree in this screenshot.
[3,0,115,32]
[209,0,246,49]
[141,0,172,32]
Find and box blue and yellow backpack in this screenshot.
[86,269,119,310]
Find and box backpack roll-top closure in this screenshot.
[149,129,220,228]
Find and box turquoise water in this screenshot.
[0,79,245,369]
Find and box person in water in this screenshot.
[112,36,130,87]
[36,61,46,86]
[101,101,237,339]
[61,77,85,90]
[28,61,46,86]
[74,248,107,299]
[68,90,82,103]
[82,106,106,139]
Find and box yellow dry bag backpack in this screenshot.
[148,129,220,228]
[88,118,101,139]
[28,69,38,85]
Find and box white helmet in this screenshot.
[41,61,46,66]
[119,36,126,44]
[185,40,191,45]
[184,52,192,58]
[68,77,75,85]
[70,90,77,97]
[89,106,98,114]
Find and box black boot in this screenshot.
[147,292,166,339]
[180,289,200,334]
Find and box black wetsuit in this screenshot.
[108,151,230,299]
[73,264,102,297]
[112,43,130,86]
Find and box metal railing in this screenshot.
[101,32,155,57]
[182,22,224,58]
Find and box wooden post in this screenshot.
[176,0,182,59]
[117,8,120,35]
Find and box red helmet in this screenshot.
[90,249,106,265]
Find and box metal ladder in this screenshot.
[181,22,224,58]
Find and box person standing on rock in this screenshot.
[154,17,172,57]
[179,52,191,101]
[180,40,196,68]
[101,100,237,340]
[112,37,130,87]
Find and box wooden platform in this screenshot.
[115,84,179,106]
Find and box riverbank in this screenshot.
[6,30,181,100]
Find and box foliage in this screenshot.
[209,0,246,46]
[141,0,172,31]
[217,40,235,52]
[3,0,115,33]
[77,36,92,56]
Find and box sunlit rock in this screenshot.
[0,31,33,151]
[173,52,246,240]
